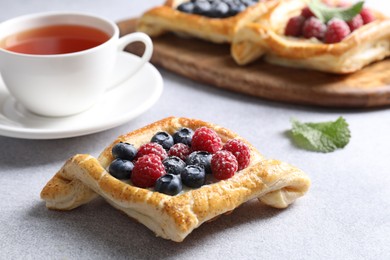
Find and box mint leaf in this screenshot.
[290,117,351,153]
[307,0,364,23]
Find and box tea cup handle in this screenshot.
[107,32,153,90]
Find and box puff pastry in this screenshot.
[231,0,390,73]
[136,0,279,43]
[41,117,310,242]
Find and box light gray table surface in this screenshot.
[1,0,389,259]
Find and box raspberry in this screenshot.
[302,17,327,40]
[347,14,363,32]
[222,139,251,171]
[168,143,191,161]
[360,8,375,25]
[211,150,238,180]
[324,18,351,44]
[131,154,166,188]
[135,143,167,161]
[301,7,314,18]
[285,15,305,37]
[191,127,222,154]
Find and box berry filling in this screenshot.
[177,0,259,19]
[181,165,206,188]
[107,126,252,196]
[109,158,134,179]
[302,17,327,40]
[191,126,222,154]
[360,7,375,24]
[131,154,166,188]
[285,15,305,37]
[186,151,212,174]
[135,142,168,161]
[223,139,251,170]
[112,142,137,161]
[155,174,183,196]
[211,150,238,180]
[168,143,191,161]
[284,1,375,43]
[324,18,351,44]
[347,14,363,31]
[151,131,174,150]
[173,127,194,146]
[163,156,186,175]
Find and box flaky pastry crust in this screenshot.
[136,0,279,43]
[41,117,310,242]
[231,0,390,73]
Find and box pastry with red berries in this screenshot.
[137,0,279,43]
[40,117,310,242]
[232,0,390,73]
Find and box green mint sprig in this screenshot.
[307,0,364,23]
[290,116,351,153]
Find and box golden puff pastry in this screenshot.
[41,117,310,242]
[136,0,279,43]
[231,0,390,74]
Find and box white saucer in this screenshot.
[0,52,163,139]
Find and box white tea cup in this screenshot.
[0,12,153,117]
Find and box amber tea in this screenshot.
[0,24,110,55]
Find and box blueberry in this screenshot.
[240,0,256,7]
[178,0,257,18]
[151,131,174,150]
[209,2,230,18]
[193,0,211,15]
[228,3,246,16]
[177,2,195,13]
[181,165,206,188]
[173,127,194,146]
[155,173,183,195]
[162,156,186,175]
[109,158,134,179]
[186,151,212,174]
[112,142,137,161]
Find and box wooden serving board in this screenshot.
[118,18,390,108]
